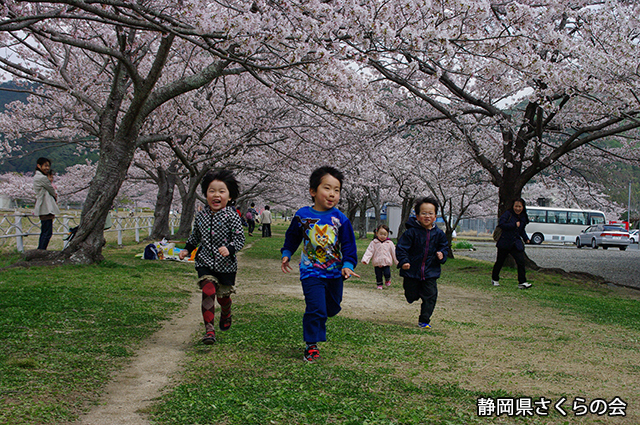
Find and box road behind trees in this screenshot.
[458,242,640,290]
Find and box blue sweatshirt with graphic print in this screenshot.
[281,206,358,280]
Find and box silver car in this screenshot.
[576,224,630,250]
[629,229,639,244]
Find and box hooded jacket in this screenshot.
[395,216,448,281]
[362,238,398,268]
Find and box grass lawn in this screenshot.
[2,222,639,424]
[0,239,195,424]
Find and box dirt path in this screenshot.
[75,290,200,425]
[76,255,640,424]
[74,259,408,425]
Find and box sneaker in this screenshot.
[492,280,500,286]
[377,285,383,290]
[304,344,320,363]
[418,322,431,329]
[385,281,391,287]
[219,315,232,331]
[202,331,216,345]
[518,282,532,289]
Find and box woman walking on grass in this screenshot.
[491,198,532,289]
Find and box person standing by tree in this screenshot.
[246,202,259,237]
[33,157,60,250]
[491,198,532,289]
[260,205,273,237]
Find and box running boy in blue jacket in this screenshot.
[281,166,359,363]
[396,196,449,329]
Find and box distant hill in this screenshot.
[0,81,99,174]
[0,81,31,111]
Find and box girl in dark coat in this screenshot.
[491,198,532,289]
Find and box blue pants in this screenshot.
[301,276,343,344]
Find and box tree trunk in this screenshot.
[345,198,358,224]
[396,194,415,239]
[357,198,368,239]
[60,136,137,264]
[445,228,456,260]
[149,164,177,240]
[175,178,199,239]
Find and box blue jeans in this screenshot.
[301,276,343,344]
[38,218,53,250]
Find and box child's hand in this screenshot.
[179,249,189,260]
[219,246,230,257]
[402,263,410,270]
[281,257,292,273]
[436,251,444,261]
[342,268,360,279]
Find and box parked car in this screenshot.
[575,224,630,250]
[629,229,639,244]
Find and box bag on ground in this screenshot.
[144,243,158,260]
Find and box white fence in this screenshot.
[0,213,180,252]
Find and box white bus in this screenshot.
[525,206,606,245]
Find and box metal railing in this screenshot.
[0,212,180,252]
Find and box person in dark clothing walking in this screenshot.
[396,197,448,329]
[491,198,532,289]
[246,203,258,236]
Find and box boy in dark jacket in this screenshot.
[396,197,449,329]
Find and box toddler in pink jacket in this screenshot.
[362,224,399,289]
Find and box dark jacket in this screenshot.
[396,217,449,281]
[496,210,530,251]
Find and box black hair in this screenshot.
[250,202,255,207]
[265,205,270,210]
[414,196,439,216]
[374,224,391,238]
[35,157,51,171]
[510,198,528,220]
[309,166,344,200]
[200,169,240,204]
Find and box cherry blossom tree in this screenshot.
[0,0,365,264]
[0,171,33,206]
[343,0,640,219]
